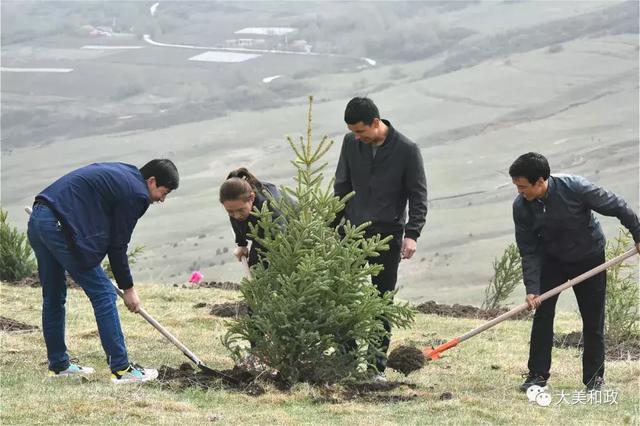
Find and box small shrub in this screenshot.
[0,208,36,281]
[223,97,414,384]
[605,229,639,344]
[482,243,522,310]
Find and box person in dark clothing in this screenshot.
[334,97,428,381]
[509,152,640,392]
[27,160,179,384]
[219,168,284,268]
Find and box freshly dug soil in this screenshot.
[0,316,38,333]
[158,363,424,403]
[4,273,41,288]
[606,340,640,361]
[553,331,640,361]
[439,391,454,401]
[415,300,531,320]
[210,302,249,318]
[387,345,426,375]
[4,273,79,289]
[174,281,241,291]
[158,363,267,395]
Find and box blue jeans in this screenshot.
[27,204,129,373]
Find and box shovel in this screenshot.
[25,206,239,385]
[423,247,639,361]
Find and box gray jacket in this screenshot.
[513,174,640,295]
[334,120,428,240]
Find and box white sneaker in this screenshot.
[111,364,158,384]
[48,363,95,378]
[238,353,267,371]
[372,372,387,383]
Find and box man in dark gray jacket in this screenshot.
[509,152,640,392]
[334,97,428,380]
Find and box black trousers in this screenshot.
[528,251,606,386]
[367,231,403,372]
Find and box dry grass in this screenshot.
[1,282,638,425]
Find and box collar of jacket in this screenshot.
[379,119,396,148]
[543,175,556,201]
[137,171,152,205]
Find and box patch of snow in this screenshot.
[0,67,73,73]
[189,51,261,63]
[235,27,296,36]
[81,45,144,50]
[262,75,282,83]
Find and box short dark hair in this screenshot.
[509,152,550,184]
[344,97,379,125]
[140,159,179,190]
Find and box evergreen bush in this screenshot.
[482,243,522,310]
[0,208,36,282]
[605,229,639,344]
[223,97,414,383]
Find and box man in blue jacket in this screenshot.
[334,97,428,381]
[509,152,640,392]
[27,160,179,384]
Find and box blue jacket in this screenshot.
[35,163,150,289]
[513,174,640,295]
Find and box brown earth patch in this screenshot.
[209,302,249,318]
[158,363,424,403]
[553,331,640,361]
[415,300,531,320]
[4,273,79,289]
[174,281,241,291]
[0,316,38,333]
[387,345,426,376]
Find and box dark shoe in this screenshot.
[519,372,548,392]
[586,377,604,391]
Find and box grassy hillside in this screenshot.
[1,282,638,425]
[1,1,638,307]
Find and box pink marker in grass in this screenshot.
[189,271,203,284]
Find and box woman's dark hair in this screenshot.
[344,97,380,126]
[509,152,550,184]
[140,159,179,190]
[219,167,263,203]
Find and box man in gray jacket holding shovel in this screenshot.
[509,152,640,392]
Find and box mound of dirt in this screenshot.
[4,273,40,288]
[387,345,426,375]
[553,331,640,361]
[415,300,531,320]
[0,316,38,333]
[158,363,423,403]
[174,281,241,291]
[210,302,249,318]
[158,363,267,395]
[4,273,80,289]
